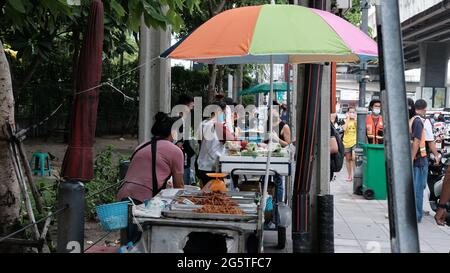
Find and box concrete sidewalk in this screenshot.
[332,167,450,253]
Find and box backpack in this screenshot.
[330,123,345,174]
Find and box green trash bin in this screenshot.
[361,143,387,200]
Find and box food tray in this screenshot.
[176,190,258,198]
[161,209,258,221]
[170,203,257,214]
[175,191,259,205]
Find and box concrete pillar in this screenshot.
[319,65,331,194]
[138,20,171,144]
[419,42,449,88]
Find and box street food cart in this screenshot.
[133,189,262,253]
[219,142,294,249]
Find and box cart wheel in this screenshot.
[277,226,286,249]
[363,189,375,200]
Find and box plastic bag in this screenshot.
[276,202,292,227]
[132,197,165,218]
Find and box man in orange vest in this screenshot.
[366,99,383,144]
[410,99,430,223]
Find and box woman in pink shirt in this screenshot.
[117,112,184,204]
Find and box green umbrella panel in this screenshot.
[238,82,292,96]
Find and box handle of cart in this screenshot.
[230,168,280,188]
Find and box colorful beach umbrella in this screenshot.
[238,82,292,96]
[161,4,377,64]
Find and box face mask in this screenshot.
[218,114,225,122]
[372,108,381,116]
[349,113,355,119]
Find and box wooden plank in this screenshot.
[4,124,41,241]
[18,142,45,214]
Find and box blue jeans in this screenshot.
[273,174,284,203]
[260,175,284,202]
[413,164,428,222]
[183,167,192,185]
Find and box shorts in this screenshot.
[344,145,355,154]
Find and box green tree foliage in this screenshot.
[0,0,201,137]
[241,95,256,107]
[85,145,129,219]
[344,0,373,37]
[344,0,362,27]
[171,65,209,106]
[0,0,200,94]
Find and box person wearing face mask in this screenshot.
[196,101,236,187]
[366,100,384,144]
[343,107,357,182]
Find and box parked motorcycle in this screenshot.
[427,152,450,226]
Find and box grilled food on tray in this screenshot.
[194,204,245,215]
[177,191,245,215]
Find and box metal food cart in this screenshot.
[133,190,262,253]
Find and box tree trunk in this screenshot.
[237,64,244,104]
[232,65,243,102]
[217,65,224,95]
[207,64,217,103]
[0,40,21,253]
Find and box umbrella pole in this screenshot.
[259,56,274,252]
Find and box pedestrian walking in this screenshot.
[342,107,357,182]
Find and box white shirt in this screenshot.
[423,118,434,142]
[198,119,225,172]
[224,105,234,133]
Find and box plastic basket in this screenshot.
[96,201,129,231]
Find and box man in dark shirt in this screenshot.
[176,94,196,185]
[411,99,428,222]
